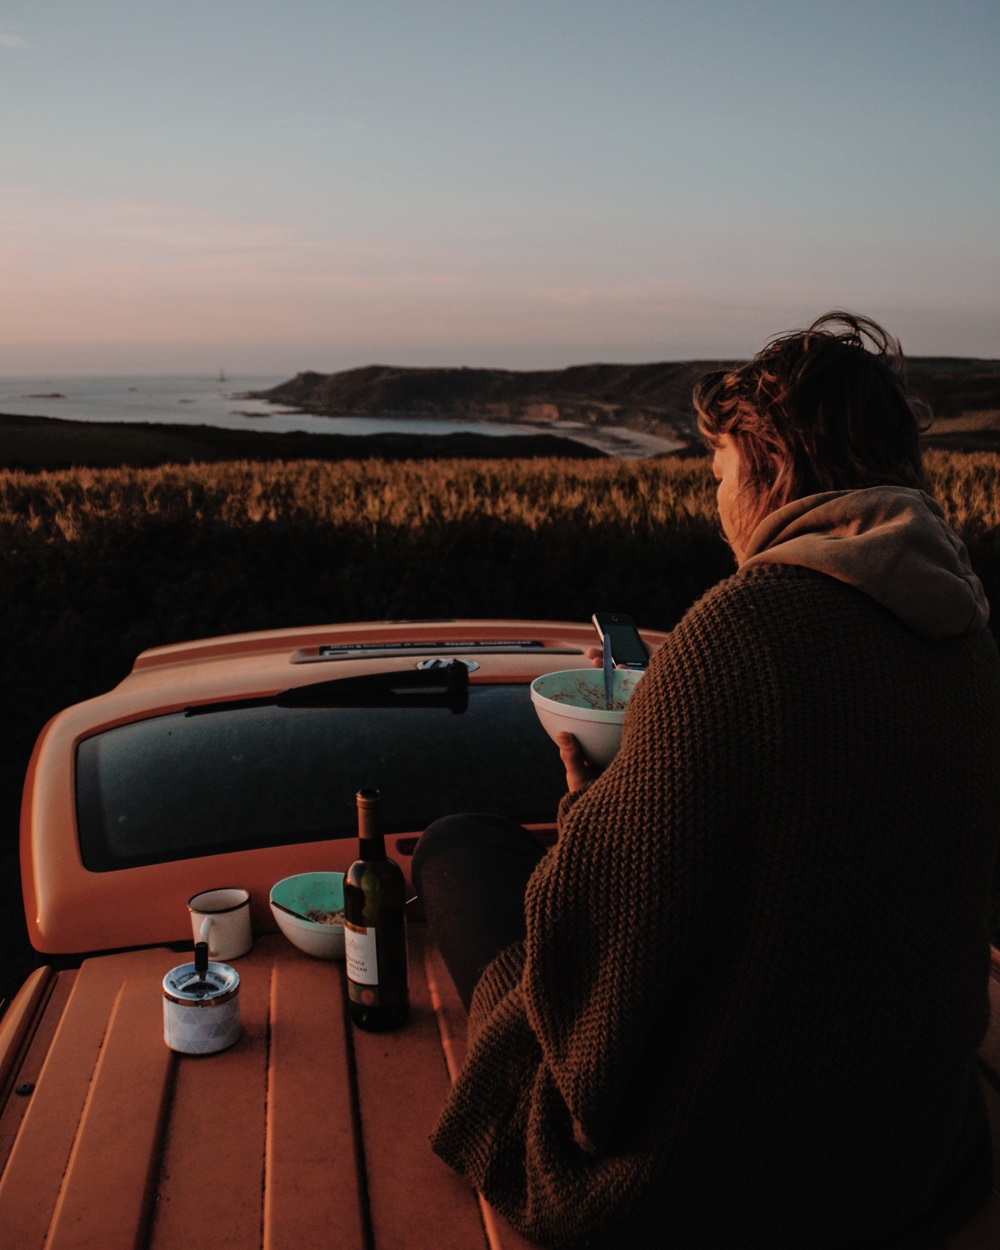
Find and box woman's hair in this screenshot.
[693,310,930,542]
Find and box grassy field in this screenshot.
[2,446,999,998]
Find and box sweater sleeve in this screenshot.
[519,608,751,1154]
[430,580,760,1241]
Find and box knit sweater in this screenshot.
[430,487,1000,1248]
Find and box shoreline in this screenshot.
[542,420,684,457]
[235,404,686,458]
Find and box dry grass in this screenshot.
[4,447,994,538]
[0,455,716,538]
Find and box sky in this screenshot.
[0,0,997,375]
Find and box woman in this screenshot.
[412,312,1000,1248]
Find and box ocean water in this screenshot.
[0,373,540,439]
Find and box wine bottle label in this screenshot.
[344,921,378,986]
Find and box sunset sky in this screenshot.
[1,0,997,374]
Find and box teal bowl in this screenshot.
[269,871,346,960]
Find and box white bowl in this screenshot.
[269,872,346,960]
[530,667,644,768]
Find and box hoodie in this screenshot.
[740,485,988,641]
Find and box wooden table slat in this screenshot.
[263,952,366,1250]
[148,943,273,1250]
[47,979,173,1250]
[0,965,54,1098]
[351,925,494,1250]
[0,953,156,1250]
[421,934,539,1250]
[0,969,75,1175]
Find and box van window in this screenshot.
[76,684,565,870]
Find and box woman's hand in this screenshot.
[556,731,597,793]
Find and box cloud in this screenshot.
[0,32,29,49]
[0,186,421,286]
[0,186,867,362]
[2,184,995,367]
[0,186,498,354]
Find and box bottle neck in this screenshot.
[356,787,386,861]
[358,832,386,861]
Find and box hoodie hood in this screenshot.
[740,486,989,641]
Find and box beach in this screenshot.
[547,421,684,458]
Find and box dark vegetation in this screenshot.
[0,410,602,472]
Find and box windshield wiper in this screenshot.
[185,659,469,716]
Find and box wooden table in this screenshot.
[0,926,534,1250]
[3,929,1000,1249]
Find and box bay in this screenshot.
[0,373,537,438]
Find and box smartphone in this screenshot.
[592,612,648,670]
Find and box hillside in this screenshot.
[251,358,1000,450]
[251,362,719,443]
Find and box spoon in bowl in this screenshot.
[603,633,614,710]
[272,897,419,924]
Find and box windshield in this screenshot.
[76,683,565,869]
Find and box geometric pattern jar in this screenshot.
[162,962,241,1055]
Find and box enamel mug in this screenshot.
[163,961,241,1055]
[188,887,252,961]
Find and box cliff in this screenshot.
[250,362,721,443]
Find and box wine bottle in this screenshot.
[343,787,409,1031]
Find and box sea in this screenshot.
[0,373,532,438]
